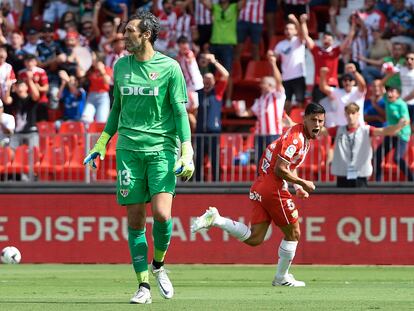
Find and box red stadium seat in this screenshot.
[96,134,118,181]
[0,146,13,175]
[36,145,70,181]
[10,145,40,176]
[268,35,285,51]
[244,60,273,85]
[88,122,106,133]
[297,136,327,181]
[232,60,243,84]
[59,121,86,134]
[220,134,256,182]
[36,121,56,150]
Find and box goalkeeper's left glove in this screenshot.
[174,141,195,181]
[83,131,111,169]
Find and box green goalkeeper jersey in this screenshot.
[104,52,190,152]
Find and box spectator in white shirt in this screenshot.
[0,99,15,146]
[319,63,367,127]
[272,14,306,113]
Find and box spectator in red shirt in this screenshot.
[18,54,49,121]
[81,52,112,125]
[300,12,355,103]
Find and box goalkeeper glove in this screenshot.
[174,141,195,181]
[83,131,111,169]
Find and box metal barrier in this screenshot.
[0,132,413,184]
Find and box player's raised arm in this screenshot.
[170,62,195,181]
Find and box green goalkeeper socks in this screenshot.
[128,227,149,284]
[152,219,172,262]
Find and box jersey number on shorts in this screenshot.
[118,169,131,186]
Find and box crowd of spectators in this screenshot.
[0,0,414,184]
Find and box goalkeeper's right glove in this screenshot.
[83,131,111,169]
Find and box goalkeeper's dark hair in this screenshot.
[305,102,326,116]
[128,11,160,45]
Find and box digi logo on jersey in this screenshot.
[120,86,159,96]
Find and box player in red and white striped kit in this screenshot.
[192,102,325,287]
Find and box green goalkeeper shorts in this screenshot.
[116,149,177,205]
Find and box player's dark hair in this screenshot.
[128,11,160,45]
[305,103,325,116]
[0,44,7,51]
[323,31,334,37]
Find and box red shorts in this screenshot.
[249,180,299,227]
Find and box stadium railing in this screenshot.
[0,132,413,184]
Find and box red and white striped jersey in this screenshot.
[239,0,265,24]
[0,62,16,98]
[194,0,213,25]
[154,9,177,52]
[251,89,286,135]
[176,50,204,92]
[18,66,49,103]
[176,13,196,42]
[359,9,386,31]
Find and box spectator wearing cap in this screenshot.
[320,63,367,127]
[324,102,408,187]
[81,52,112,124]
[22,28,42,55]
[37,23,66,110]
[0,98,15,147]
[0,45,16,110]
[375,84,413,182]
[5,31,26,74]
[43,0,69,24]
[18,54,49,121]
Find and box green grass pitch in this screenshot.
[0,264,413,310]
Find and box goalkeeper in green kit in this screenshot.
[83,11,194,304]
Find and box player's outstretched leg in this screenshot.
[130,283,152,304]
[272,240,305,287]
[191,207,251,241]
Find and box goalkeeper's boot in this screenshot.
[130,284,152,304]
[151,265,174,299]
[191,206,219,233]
[272,274,306,287]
